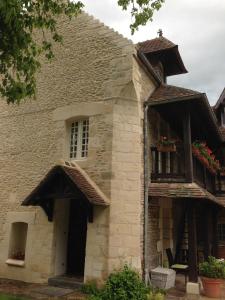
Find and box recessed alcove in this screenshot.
[6,222,28,267]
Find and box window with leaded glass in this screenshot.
[70,119,89,159]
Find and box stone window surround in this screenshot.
[52,102,112,162]
[5,212,35,268]
[69,118,89,160]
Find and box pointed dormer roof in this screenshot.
[137,36,187,77]
[138,36,176,53]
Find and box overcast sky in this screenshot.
[82,0,225,105]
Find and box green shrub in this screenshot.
[83,265,165,300]
[102,264,149,300]
[199,256,225,279]
[81,280,100,296]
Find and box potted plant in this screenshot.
[199,256,225,298]
[157,136,176,152]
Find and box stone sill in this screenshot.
[6,258,25,267]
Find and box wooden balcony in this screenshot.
[193,156,216,194]
[151,146,216,194]
[151,146,185,182]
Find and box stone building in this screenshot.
[1,12,225,294]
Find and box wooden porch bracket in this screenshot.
[187,201,198,283]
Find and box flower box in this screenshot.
[157,144,176,152]
[192,141,220,174]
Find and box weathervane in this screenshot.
[157,29,163,37]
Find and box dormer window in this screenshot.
[70,119,89,159]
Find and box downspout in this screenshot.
[144,102,150,284]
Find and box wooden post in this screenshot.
[188,201,198,282]
[203,207,210,259]
[183,108,193,182]
[212,207,219,257]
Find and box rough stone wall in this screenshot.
[0,11,158,283]
[147,198,160,270]
[147,197,174,271]
[0,12,135,283]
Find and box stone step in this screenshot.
[48,275,84,290]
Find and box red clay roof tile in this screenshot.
[149,182,225,207]
[138,37,176,53]
[22,162,110,207]
[148,84,201,104]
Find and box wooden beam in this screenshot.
[88,205,94,223]
[183,107,193,182]
[188,201,198,282]
[40,199,54,222]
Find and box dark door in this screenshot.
[67,198,88,276]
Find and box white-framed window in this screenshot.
[70,119,89,159]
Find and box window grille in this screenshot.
[70,119,89,159]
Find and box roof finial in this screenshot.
[158,29,163,37]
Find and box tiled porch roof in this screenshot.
[22,161,110,207]
[148,182,225,207]
[148,84,202,104]
[62,162,110,206]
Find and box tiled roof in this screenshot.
[138,37,176,53]
[148,84,201,104]
[22,162,110,207]
[62,162,109,206]
[149,182,225,207]
[137,36,187,77]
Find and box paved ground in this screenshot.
[0,277,224,300]
[166,276,225,300]
[0,279,87,299]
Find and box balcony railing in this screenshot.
[151,146,216,193]
[193,156,215,194]
[151,146,185,182]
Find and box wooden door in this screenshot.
[67,199,88,276]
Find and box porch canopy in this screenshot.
[149,182,225,207]
[149,182,225,284]
[22,161,110,221]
